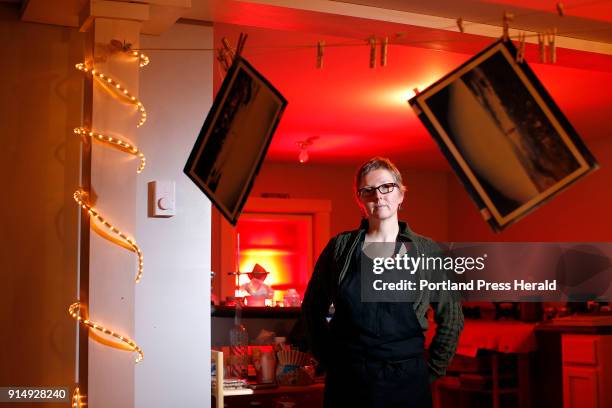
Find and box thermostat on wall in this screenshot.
[148,181,175,218]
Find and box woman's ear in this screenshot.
[397,189,405,211]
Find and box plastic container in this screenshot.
[229,304,249,378]
[283,289,301,307]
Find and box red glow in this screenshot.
[214,23,612,169]
[236,214,313,302]
[239,249,291,287]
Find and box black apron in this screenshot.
[325,236,432,408]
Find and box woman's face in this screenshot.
[357,168,404,221]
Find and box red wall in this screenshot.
[252,133,611,245]
[250,161,450,242]
[447,135,612,242]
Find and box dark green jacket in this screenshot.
[301,220,464,380]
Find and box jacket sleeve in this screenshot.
[423,240,464,380]
[301,238,336,367]
[428,299,464,380]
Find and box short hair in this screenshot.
[354,157,405,196]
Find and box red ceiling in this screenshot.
[214,19,612,169]
[481,0,612,23]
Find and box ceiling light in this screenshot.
[298,148,309,163]
[296,136,318,164]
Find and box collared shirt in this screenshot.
[302,220,464,379]
[330,232,425,362]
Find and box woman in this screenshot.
[302,157,463,408]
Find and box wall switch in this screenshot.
[148,181,175,218]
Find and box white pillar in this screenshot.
[79,3,148,407]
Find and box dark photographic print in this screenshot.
[409,40,598,232]
[184,57,287,225]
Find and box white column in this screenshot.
[80,4,148,407]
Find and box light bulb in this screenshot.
[298,148,309,163]
[72,387,82,408]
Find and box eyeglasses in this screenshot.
[357,182,399,197]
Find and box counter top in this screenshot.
[212,305,302,319]
[536,315,612,334]
[427,319,538,356]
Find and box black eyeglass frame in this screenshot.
[357,182,399,197]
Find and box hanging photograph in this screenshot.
[184,57,287,225]
[409,39,598,232]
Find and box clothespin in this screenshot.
[216,37,235,71]
[235,33,243,57]
[110,39,132,53]
[221,37,235,58]
[548,29,557,64]
[369,36,377,69]
[217,34,248,72]
[537,33,547,63]
[502,12,514,41]
[556,2,565,17]
[380,37,388,67]
[235,33,248,58]
[456,17,465,33]
[516,32,526,63]
[215,49,228,71]
[316,41,325,69]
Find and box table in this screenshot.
[427,319,538,408]
[213,383,324,408]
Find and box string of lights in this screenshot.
[69,302,144,363]
[73,189,144,283]
[75,62,148,127]
[130,49,150,67]
[73,127,146,173]
[71,47,150,400]
[71,387,83,408]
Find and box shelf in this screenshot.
[212,305,302,319]
[221,389,254,396]
[437,378,519,394]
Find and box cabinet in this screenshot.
[562,334,612,408]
